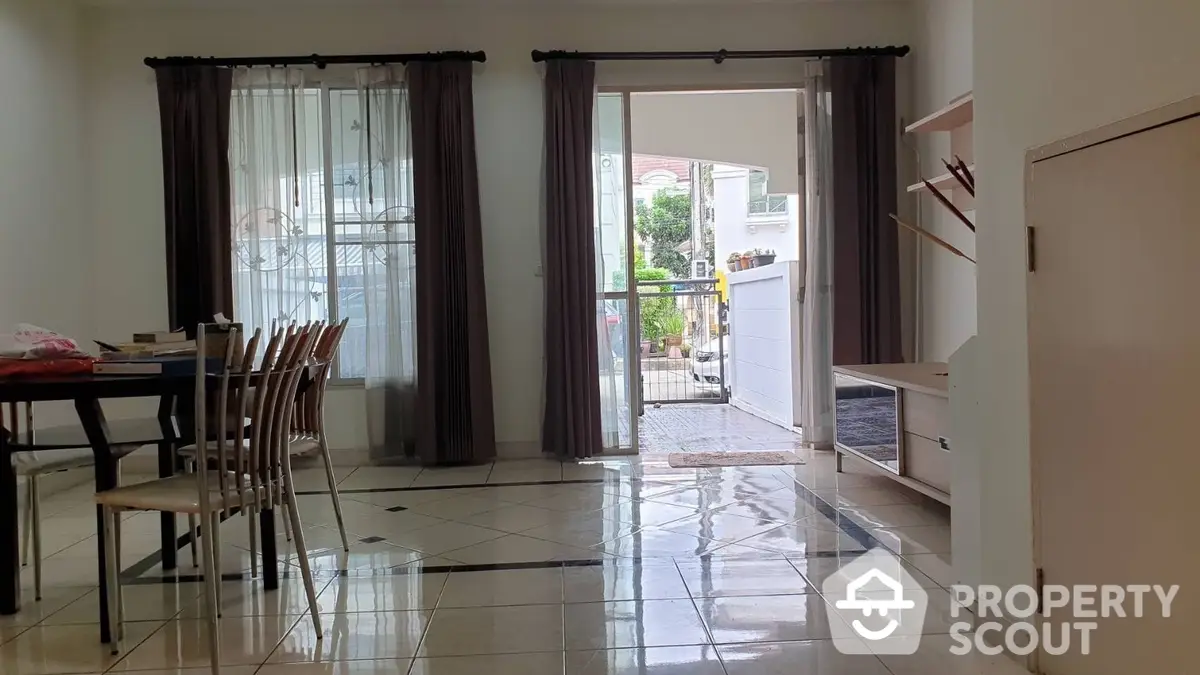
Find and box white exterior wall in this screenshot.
[726,262,804,429]
[713,166,801,271]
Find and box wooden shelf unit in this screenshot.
[905,94,974,134]
[906,91,975,209]
[907,165,976,194]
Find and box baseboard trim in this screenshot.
[497,440,541,459]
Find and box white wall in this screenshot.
[912,0,974,362]
[0,0,88,426]
[80,2,913,453]
[973,0,1200,592]
[631,91,800,194]
[712,167,801,268]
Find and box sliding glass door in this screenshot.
[595,92,638,452]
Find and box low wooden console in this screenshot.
[833,362,950,504]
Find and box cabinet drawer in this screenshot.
[902,390,949,442]
[905,432,950,493]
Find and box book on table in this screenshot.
[92,356,221,376]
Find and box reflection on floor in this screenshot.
[0,451,1025,675]
[637,404,804,454]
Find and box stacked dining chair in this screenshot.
[186,319,352,574]
[95,323,324,674]
[280,318,351,550]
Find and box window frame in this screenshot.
[747,169,789,217]
[322,80,416,384]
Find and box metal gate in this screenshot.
[637,277,728,405]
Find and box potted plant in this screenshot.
[661,312,686,350]
[738,251,752,271]
[751,248,777,267]
[726,251,742,273]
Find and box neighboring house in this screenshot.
[597,153,801,285]
[631,155,691,211]
[712,163,801,269]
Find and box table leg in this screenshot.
[75,397,117,644]
[259,508,278,591]
[156,394,178,571]
[0,430,20,615]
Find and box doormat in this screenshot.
[668,451,805,468]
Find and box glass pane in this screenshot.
[595,93,634,451]
[596,94,628,294]
[327,87,416,380]
[600,297,632,449]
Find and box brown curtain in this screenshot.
[830,56,903,365]
[155,66,234,333]
[407,61,497,465]
[541,60,601,460]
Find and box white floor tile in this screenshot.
[419,605,564,656]
[316,574,448,613]
[564,599,709,650]
[269,611,431,664]
[411,652,564,675]
[565,646,725,675]
[718,640,892,675]
[5,454,969,674]
[438,568,563,607]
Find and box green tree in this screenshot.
[635,189,692,279]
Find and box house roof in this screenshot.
[632,155,692,185]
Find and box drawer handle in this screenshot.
[938,436,950,451]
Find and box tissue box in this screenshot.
[200,322,246,364]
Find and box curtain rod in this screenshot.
[143,51,486,69]
[531,46,909,63]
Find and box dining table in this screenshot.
[0,366,316,642]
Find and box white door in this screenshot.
[1028,103,1200,674]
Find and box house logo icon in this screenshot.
[823,548,929,655]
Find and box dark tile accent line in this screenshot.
[124,549,876,585]
[296,477,609,497]
[772,479,883,552]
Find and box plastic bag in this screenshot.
[0,324,88,359]
[0,324,93,378]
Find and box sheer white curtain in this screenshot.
[801,60,836,447]
[353,67,418,461]
[230,68,324,338]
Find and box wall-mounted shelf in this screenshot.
[906,94,974,134]
[907,165,976,194]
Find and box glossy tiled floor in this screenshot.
[1,450,1026,674]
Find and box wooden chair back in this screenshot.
[295,318,349,436]
[194,322,320,518]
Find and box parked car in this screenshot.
[690,337,729,395]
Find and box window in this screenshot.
[748,169,789,216]
[231,79,414,382]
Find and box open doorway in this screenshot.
[597,88,808,455]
